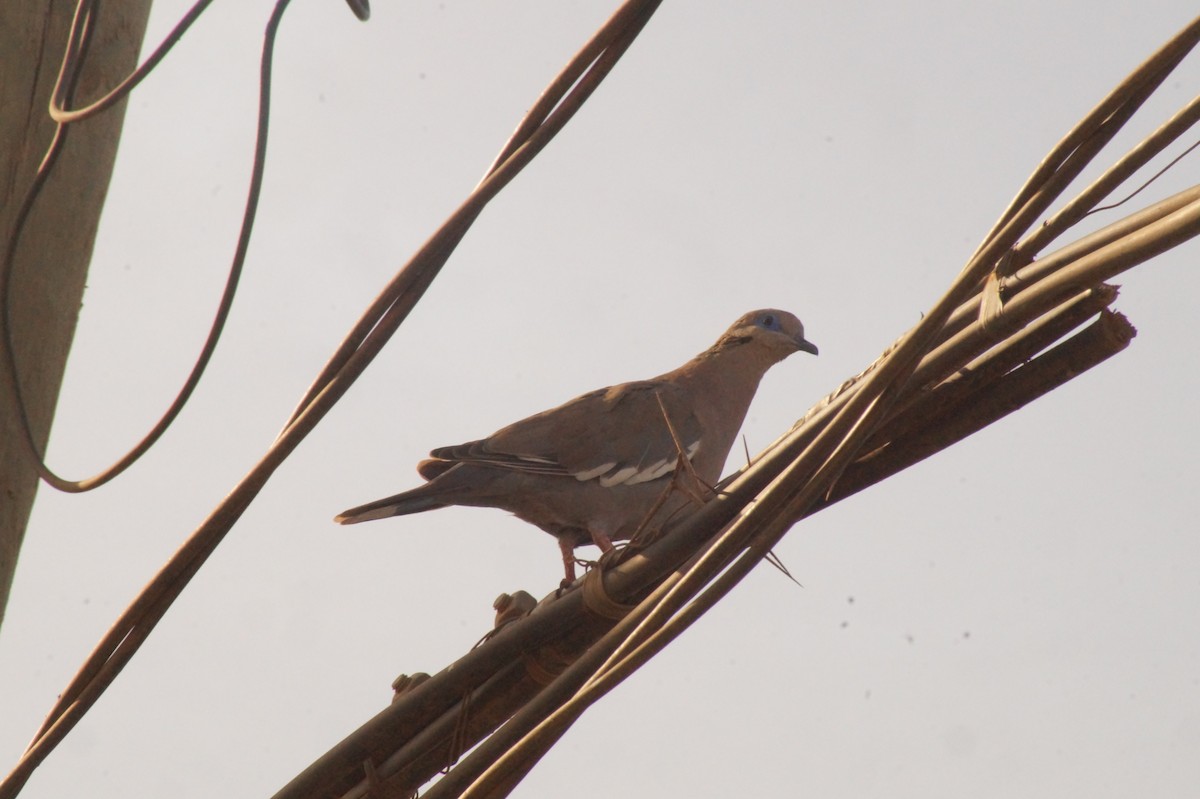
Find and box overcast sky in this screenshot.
[3,2,1199,797]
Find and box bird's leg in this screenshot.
[558,537,579,586]
[590,529,619,572]
[558,532,615,589]
[590,529,615,554]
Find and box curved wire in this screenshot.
[0,0,369,493]
[48,0,217,125]
[1,4,309,794]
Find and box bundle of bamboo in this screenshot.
[5,3,1199,799]
[268,11,1200,799]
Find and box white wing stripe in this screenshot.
[580,440,701,487]
[574,462,616,482]
[624,457,673,485]
[599,465,640,487]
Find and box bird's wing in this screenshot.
[429,379,703,487]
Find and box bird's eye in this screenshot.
[761,314,776,328]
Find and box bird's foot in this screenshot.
[558,532,619,593]
[557,557,594,595]
[589,530,629,572]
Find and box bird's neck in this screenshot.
[674,343,777,422]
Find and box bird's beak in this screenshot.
[796,336,818,356]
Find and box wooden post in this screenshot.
[0,1,153,631]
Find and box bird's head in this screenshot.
[717,308,818,361]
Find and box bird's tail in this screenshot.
[334,486,448,525]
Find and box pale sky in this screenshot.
[3,2,1199,797]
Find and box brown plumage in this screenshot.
[336,309,817,582]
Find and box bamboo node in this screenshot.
[520,641,578,686]
[581,565,636,620]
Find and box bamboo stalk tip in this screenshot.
[1099,309,1137,347]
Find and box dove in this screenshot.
[336,309,817,583]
